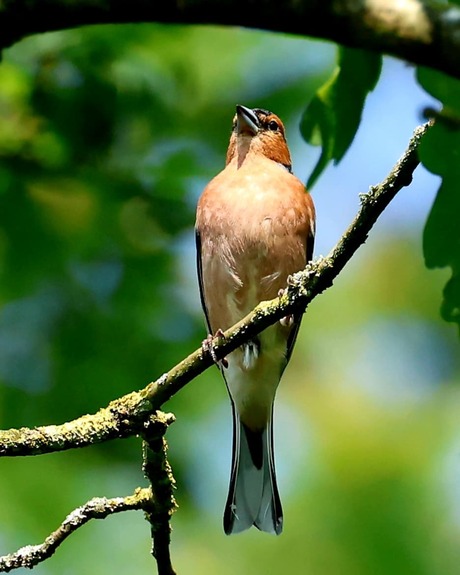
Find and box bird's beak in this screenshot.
[236,105,259,136]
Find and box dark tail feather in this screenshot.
[223,405,283,535]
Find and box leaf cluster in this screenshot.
[301,47,460,334]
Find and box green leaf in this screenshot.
[301,47,382,188]
[417,67,460,332]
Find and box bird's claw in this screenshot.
[278,288,294,327]
[202,329,228,369]
[280,314,294,327]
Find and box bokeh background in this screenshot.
[0,24,459,575]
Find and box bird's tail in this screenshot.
[223,406,283,535]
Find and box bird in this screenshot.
[195,105,315,535]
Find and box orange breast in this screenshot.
[196,155,315,333]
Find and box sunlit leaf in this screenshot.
[417,67,460,332]
[301,47,382,188]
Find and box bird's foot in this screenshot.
[202,329,228,368]
[277,288,294,327]
[280,314,294,327]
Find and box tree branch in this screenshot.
[142,414,178,575]
[0,391,155,456]
[0,489,152,572]
[0,411,177,574]
[0,121,432,459]
[1,1,460,80]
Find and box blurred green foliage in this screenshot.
[0,22,459,575]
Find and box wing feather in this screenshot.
[285,220,315,363]
[195,228,212,333]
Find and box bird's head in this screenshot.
[225,105,292,171]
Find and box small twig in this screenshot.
[0,489,152,572]
[141,412,177,575]
[0,121,432,459]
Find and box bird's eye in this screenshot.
[267,120,279,131]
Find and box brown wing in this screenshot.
[284,221,315,364]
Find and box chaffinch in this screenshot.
[195,105,315,535]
